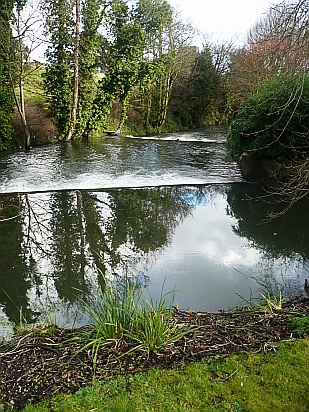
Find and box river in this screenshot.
[0,127,308,338]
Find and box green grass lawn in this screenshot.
[22,339,309,412]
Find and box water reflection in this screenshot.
[0,183,308,337]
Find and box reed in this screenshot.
[128,290,188,354]
[260,290,284,313]
[72,275,190,368]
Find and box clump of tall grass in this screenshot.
[128,293,188,353]
[72,276,192,368]
[71,277,141,365]
[259,290,284,313]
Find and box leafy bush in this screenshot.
[227,75,309,161]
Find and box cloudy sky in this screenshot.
[169,0,284,45]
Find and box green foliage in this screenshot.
[187,47,218,127]
[128,291,189,354]
[43,56,73,137]
[0,106,13,150]
[42,0,74,137]
[76,0,107,137]
[134,0,176,133]
[0,1,15,149]
[0,60,14,149]
[136,0,173,33]
[147,54,175,131]
[76,276,142,342]
[85,0,171,136]
[105,7,145,130]
[228,75,309,161]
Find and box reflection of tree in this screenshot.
[0,194,21,221]
[0,185,215,328]
[106,187,184,252]
[81,186,198,281]
[226,183,309,260]
[0,195,36,324]
[49,191,89,301]
[226,183,309,298]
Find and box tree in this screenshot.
[228,75,309,161]
[228,0,309,217]
[10,0,32,149]
[0,0,48,150]
[0,0,15,150]
[228,0,308,114]
[105,0,145,130]
[160,44,197,129]
[43,0,120,139]
[135,0,196,132]
[227,0,309,214]
[77,0,105,137]
[43,0,74,138]
[83,0,145,136]
[65,0,81,141]
[186,46,218,127]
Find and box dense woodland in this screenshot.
[0,0,308,176]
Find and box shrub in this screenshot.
[227,75,309,161]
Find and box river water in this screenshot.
[0,127,308,338]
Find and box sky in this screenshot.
[169,0,284,46]
[30,0,285,61]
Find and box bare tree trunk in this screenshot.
[19,77,31,150]
[10,69,32,150]
[10,8,32,150]
[66,0,81,141]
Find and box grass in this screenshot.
[3,277,308,410]
[234,271,286,314]
[127,295,189,353]
[69,276,192,370]
[259,290,284,313]
[1,291,67,338]
[289,316,309,337]
[21,339,309,412]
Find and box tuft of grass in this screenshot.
[70,277,143,368]
[128,291,190,354]
[259,290,284,313]
[234,271,286,313]
[1,290,66,338]
[77,277,142,341]
[71,276,191,368]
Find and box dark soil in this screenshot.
[1,297,308,410]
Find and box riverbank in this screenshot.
[1,297,308,409]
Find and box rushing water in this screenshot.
[0,127,308,338]
[0,127,241,193]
